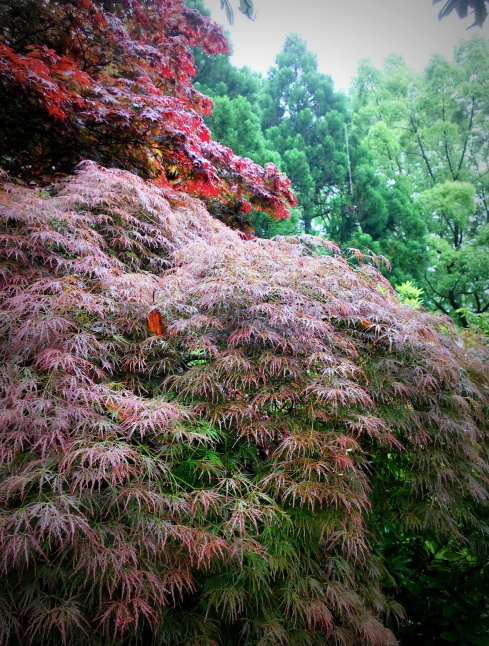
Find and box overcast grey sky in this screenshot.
[203,0,488,90]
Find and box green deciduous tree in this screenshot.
[418,180,489,322]
[351,37,489,321]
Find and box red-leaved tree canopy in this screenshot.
[0,0,295,226]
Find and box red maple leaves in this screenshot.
[0,0,296,224]
[0,43,90,120]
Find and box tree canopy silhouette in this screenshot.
[434,0,488,27]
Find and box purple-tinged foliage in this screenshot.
[0,164,488,645]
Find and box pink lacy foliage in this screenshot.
[0,164,488,645]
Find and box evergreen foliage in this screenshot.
[260,34,348,235]
[195,35,429,286]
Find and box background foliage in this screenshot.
[195,28,489,325]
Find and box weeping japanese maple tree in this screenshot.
[1,163,489,645]
[1,1,489,645]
